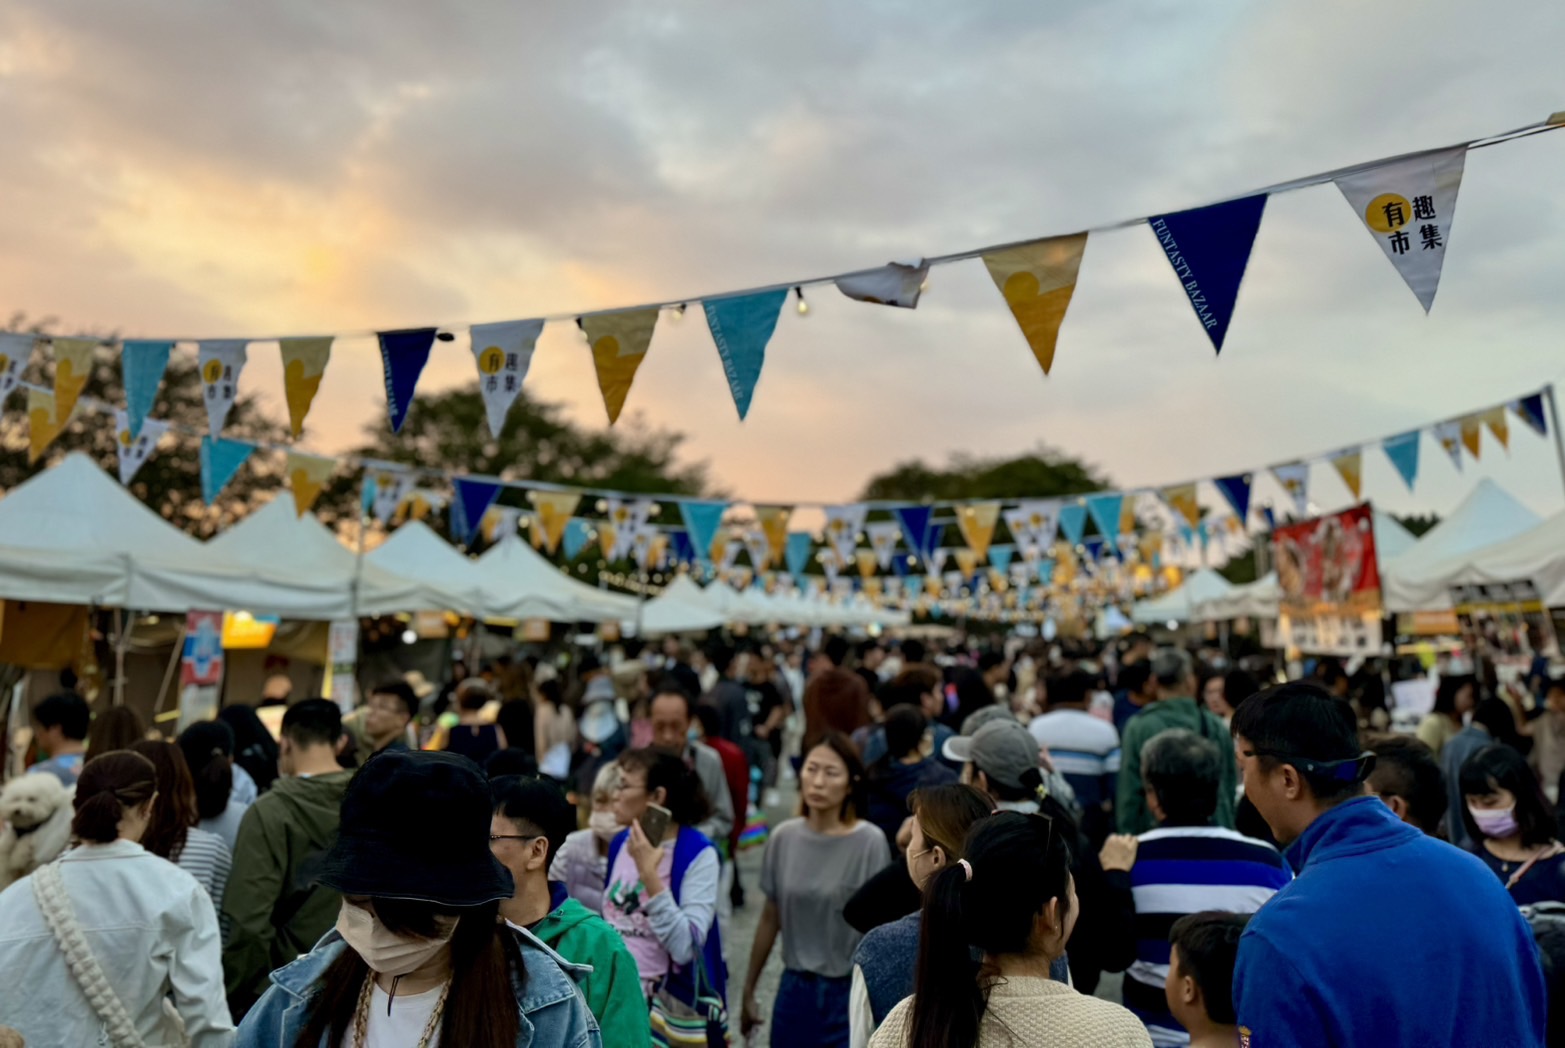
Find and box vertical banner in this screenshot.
[704,289,788,420]
[27,389,70,463]
[1433,420,1465,471]
[582,309,658,424]
[679,500,729,563]
[1212,475,1252,523]
[866,521,902,570]
[198,339,249,438]
[1330,448,1364,499]
[121,339,172,439]
[279,336,333,439]
[954,548,979,578]
[954,502,1001,561]
[471,319,544,437]
[981,233,1089,376]
[754,505,793,567]
[1273,503,1383,656]
[114,409,168,486]
[744,530,772,570]
[199,436,254,504]
[377,328,437,434]
[1335,147,1465,312]
[525,490,579,553]
[1270,463,1310,518]
[0,333,33,403]
[1058,502,1088,545]
[178,609,225,731]
[1147,194,1268,353]
[286,451,336,517]
[482,505,523,545]
[1084,493,1125,543]
[51,337,96,422]
[326,620,360,715]
[834,261,929,308]
[1382,431,1421,492]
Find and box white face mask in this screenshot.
[590,810,621,842]
[335,901,458,976]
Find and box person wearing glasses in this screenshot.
[1230,681,1546,1048]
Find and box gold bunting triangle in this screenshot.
[1460,415,1483,459]
[981,234,1089,376]
[955,502,1001,561]
[528,492,580,553]
[1481,406,1510,450]
[754,506,792,567]
[27,389,71,463]
[51,337,96,423]
[581,310,658,424]
[286,451,336,517]
[1330,448,1363,500]
[279,337,333,439]
[1162,483,1201,528]
[856,549,879,578]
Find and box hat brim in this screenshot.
[942,734,976,764]
[314,838,515,909]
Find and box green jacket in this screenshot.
[1116,697,1237,834]
[534,896,651,1047]
[222,769,355,1010]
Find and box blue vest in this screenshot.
[607,825,728,1006]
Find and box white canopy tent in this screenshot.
[1193,572,1281,622]
[1372,510,1418,561]
[1381,508,1565,612]
[476,535,639,623]
[366,521,491,617]
[625,576,726,635]
[1132,568,1237,625]
[1381,480,1542,611]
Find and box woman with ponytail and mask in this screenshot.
[1460,743,1565,904]
[870,811,1150,1048]
[0,750,234,1045]
[236,750,599,1048]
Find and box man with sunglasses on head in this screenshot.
[1229,681,1545,1048]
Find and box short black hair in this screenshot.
[899,639,925,665]
[492,774,577,865]
[692,703,722,741]
[1169,911,1250,1025]
[876,677,925,711]
[977,650,1007,674]
[1118,662,1152,695]
[856,639,882,661]
[704,641,735,676]
[882,705,928,762]
[1230,681,1362,804]
[33,692,90,740]
[649,687,695,723]
[371,680,419,721]
[485,748,539,779]
[822,635,850,667]
[280,699,342,748]
[1142,729,1222,825]
[1459,744,1556,848]
[1046,670,1094,708]
[1365,733,1445,832]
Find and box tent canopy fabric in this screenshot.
[626,575,726,635]
[1132,568,1237,625]
[476,535,639,623]
[366,521,491,616]
[1193,571,1280,622]
[1383,505,1565,612]
[1380,480,1542,612]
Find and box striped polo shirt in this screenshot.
[1028,708,1121,812]
[1123,825,1291,1047]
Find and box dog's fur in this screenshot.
[0,773,75,890]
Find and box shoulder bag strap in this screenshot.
[32,861,147,1048]
[1507,842,1565,890]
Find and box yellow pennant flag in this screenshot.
[581,310,658,424]
[597,522,618,559]
[1331,448,1364,500]
[528,492,580,553]
[981,233,1089,376]
[989,569,1009,593]
[280,337,333,439]
[711,531,730,569]
[1140,533,1164,563]
[925,576,943,596]
[27,389,70,463]
[954,548,980,578]
[856,549,879,578]
[51,337,96,422]
[1481,406,1510,450]
[863,577,884,600]
[1162,484,1201,528]
[955,501,1001,561]
[286,451,336,517]
[754,506,792,567]
[1460,415,1483,460]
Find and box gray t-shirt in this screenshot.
[761,818,891,978]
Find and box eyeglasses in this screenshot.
[489,833,545,843]
[1242,746,1377,784]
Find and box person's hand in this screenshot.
[741,995,764,1038]
[755,724,771,740]
[895,815,915,852]
[627,820,666,894]
[1099,834,1139,873]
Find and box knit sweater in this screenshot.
[869,975,1151,1048]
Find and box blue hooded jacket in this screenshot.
[1233,796,1546,1048]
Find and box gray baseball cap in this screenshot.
[942,718,1040,789]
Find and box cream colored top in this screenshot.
[870,975,1152,1048]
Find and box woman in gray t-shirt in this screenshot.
[742,733,891,1048]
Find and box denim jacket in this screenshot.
[235,924,601,1048]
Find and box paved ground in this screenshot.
[722,789,791,1047]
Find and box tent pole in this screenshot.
[1544,383,1565,504]
[112,607,128,707]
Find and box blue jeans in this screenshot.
[771,969,851,1048]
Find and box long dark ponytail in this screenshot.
[908,811,1073,1048]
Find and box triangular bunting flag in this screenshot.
[1433,421,1464,471]
[1058,502,1088,546]
[1148,194,1268,353]
[482,506,524,545]
[893,505,934,560]
[856,549,879,578]
[582,309,658,424]
[835,261,929,309]
[528,491,581,553]
[636,532,669,573]
[471,319,544,438]
[1213,475,1252,523]
[121,339,172,439]
[925,525,944,564]
[981,233,1089,375]
[452,479,505,545]
[714,533,742,574]
[364,466,416,525]
[198,435,254,504]
[989,547,1014,574]
[755,506,793,567]
[954,548,980,578]
[377,328,436,434]
[562,518,591,561]
[597,520,619,560]
[1459,416,1483,460]
[744,530,771,570]
[1162,483,1202,528]
[1512,394,1548,437]
[1084,493,1124,542]
[679,500,728,563]
[704,289,788,420]
[113,409,168,486]
[1382,431,1421,492]
[785,532,813,578]
[1004,500,1060,551]
[27,389,70,463]
[1270,464,1310,518]
[197,339,249,439]
[926,548,948,574]
[954,502,1001,561]
[866,521,902,570]
[863,577,884,600]
[823,504,869,563]
[51,337,96,423]
[0,333,33,404]
[1036,560,1056,587]
[1481,406,1509,451]
[280,336,333,439]
[286,451,336,518]
[1335,146,1465,312]
[669,530,695,566]
[1330,448,1364,499]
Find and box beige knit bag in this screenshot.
[32,861,149,1048]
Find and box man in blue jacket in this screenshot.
[1230,680,1545,1048]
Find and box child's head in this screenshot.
[1166,911,1250,1032]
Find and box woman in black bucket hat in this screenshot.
[236,750,600,1048]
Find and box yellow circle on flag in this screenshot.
[118,429,133,446]
[478,347,504,374]
[202,359,224,383]
[0,354,9,372]
[1364,193,1413,233]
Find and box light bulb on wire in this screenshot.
[794,286,809,316]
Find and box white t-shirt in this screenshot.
[342,982,444,1047]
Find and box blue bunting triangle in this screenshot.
[1084,493,1123,541]
[1148,194,1268,354]
[450,478,503,544]
[1382,431,1421,492]
[1059,503,1088,545]
[893,506,934,558]
[1036,559,1056,586]
[704,289,788,420]
[562,518,591,561]
[785,532,814,577]
[378,328,437,434]
[199,436,253,505]
[122,339,172,439]
[1213,474,1252,522]
[679,501,728,563]
[669,530,695,565]
[1515,394,1549,437]
[989,547,1014,574]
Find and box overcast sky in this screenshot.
[3,1,1564,526]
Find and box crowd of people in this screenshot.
[1,628,1563,1046]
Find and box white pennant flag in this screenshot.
[1270,463,1310,518]
[198,339,248,438]
[834,260,929,309]
[0,333,33,403]
[823,504,868,563]
[716,531,743,573]
[471,319,544,437]
[1433,420,1465,471]
[1004,499,1061,550]
[926,548,949,574]
[368,467,417,524]
[743,529,771,569]
[113,408,168,485]
[1335,147,1465,312]
[821,548,843,587]
[606,498,656,561]
[866,521,902,570]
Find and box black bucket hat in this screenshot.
[315,750,513,908]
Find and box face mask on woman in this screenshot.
[589,810,621,842]
[1468,804,1519,839]
[336,901,458,975]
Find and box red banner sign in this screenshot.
[1273,503,1382,617]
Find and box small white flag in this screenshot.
[1335,147,1465,312]
[113,408,168,485]
[471,319,544,437]
[0,333,33,403]
[197,340,249,438]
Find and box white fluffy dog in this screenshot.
[0,773,75,890]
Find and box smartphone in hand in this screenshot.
[639,803,673,846]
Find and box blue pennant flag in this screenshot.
[450,478,503,544]
[1382,431,1421,492]
[1059,503,1088,545]
[785,532,814,577]
[989,546,1014,574]
[562,518,591,561]
[1515,394,1549,437]
[1084,537,1105,563]
[669,529,695,565]
[1148,194,1268,354]
[1213,474,1252,522]
[122,339,172,439]
[1036,559,1056,586]
[679,500,728,563]
[199,436,253,505]
[904,573,923,595]
[893,505,934,558]
[378,328,437,434]
[1084,493,1123,541]
[704,289,788,420]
